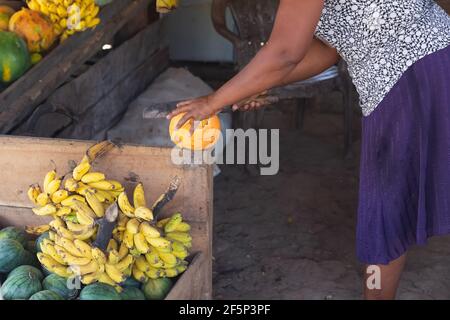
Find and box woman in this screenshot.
[168,0,450,299]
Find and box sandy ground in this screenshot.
[212,106,450,300]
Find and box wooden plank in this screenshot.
[0,0,152,134]
[14,22,164,137]
[165,252,211,300]
[0,1,23,10]
[58,48,169,139]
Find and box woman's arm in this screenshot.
[235,38,339,111]
[168,0,325,127]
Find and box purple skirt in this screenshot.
[357,45,450,265]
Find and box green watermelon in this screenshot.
[120,287,145,300]
[79,283,121,300]
[29,290,64,300]
[0,31,31,84]
[122,277,142,289]
[142,278,172,300]
[0,239,27,273]
[1,267,42,299]
[43,274,79,300]
[7,265,44,282]
[0,226,28,247]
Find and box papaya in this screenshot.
[0,5,15,31]
[0,31,31,84]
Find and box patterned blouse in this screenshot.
[315,0,450,116]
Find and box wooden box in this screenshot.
[0,136,213,300]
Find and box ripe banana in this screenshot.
[123,230,134,249]
[158,252,177,265]
[85,190,104,217]
[43,243,66,265]
[105,263,126,283]
[46,179,61,196]
[53,225,75,240]
[74,239,93,259]
[98,272,116,287]
[56,236,83,257]
[134,206,154,221]
[118,242,129,260]
[55,206,72,217]
[37,253,73,278]
[56,245,91,266]
[81,272,100,285]
[133,183,146,208]
[25,224,50,235]
[126,218,140,234]
[81,172,105,184]
[108,250,120,264]
[164,213,182,233]
[115,254,134,272]
[174,222,191,232]
[32,204,57,216]
[139,221,161,238]
[91,247,107,265]
[156,217,170,228]
[66,221,88,233]
[165,232,192,244]
[73,226,97,241]
[71,199,96,218]
[70,260,100,276]
[36,193,49,207]
[76,210,95,226]
[146,267,165,279]
[145,250,161,266]
[73,161,91,181]
[156,0,179,13]
[88,180,117,191]
[134,233,150,254]
[135,256,151,272]
[118,192,135,217]
[64,178,78,192]
[96,189,115,203]
[132,265,148,283]
[27,185,41,205]
[107,239,118,252]
[164,268,179,278]
[61,195,86,206]
[146,237,171,250]
[75,182,90,196]
[43,170,56,194]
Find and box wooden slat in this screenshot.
[15,22,165,137]
[0,0,152,134]
[58,48,169,139]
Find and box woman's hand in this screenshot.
[167,94,223,129]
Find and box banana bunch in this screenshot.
[37,219,134,292]
[156,0,179,13]
[26,0,101,42]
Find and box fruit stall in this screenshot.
[0,136,213,299]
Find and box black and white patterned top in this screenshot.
[315,0,450,116]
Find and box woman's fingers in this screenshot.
[176,111,195,129]
[167,105,192,119]
[176,99,194,107]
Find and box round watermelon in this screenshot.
[29,290,63,300]
[80,283,121,300]
[43,274,79,300]
[0,31,31,84]
[7,265,44,282]
[0,239,27,273]
[1,267,42,299]
[120,287,145,300]
[122,277,142,289]
[0,226,28,247]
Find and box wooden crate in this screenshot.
[0,0,168,139]
[0,136,213,300]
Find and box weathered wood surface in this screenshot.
[0,1,23,10]
[0,136,213,299]
[0,0,152,134]
[14,22,166,138]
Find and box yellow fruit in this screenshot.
[134,206,154,221]
[156,217,170,228]
[139,221,161,238]
[43,243,66,265]
[158,252,177,265]
[164,213,182,233]
[56,245,91,265]
[25,224,50,235]
[146,237,171,250]
[145,267,165,279]
[70,260,99,275]
[88,180,117,191]
[91,247,107,265]
[64,178,78,192]
[32,204,57,216]
[56,206,72,217]
[51,189,69,204]
[36,192,49,206]
[133,183,146,208]
[43,170,56,194]
[56,236,83,257]
[81,172,105,184]
[135,256,150,272]
[108,250,120,264]
[61,195,86,206]
[164,268,179,278]
[98,272,116,286]
[118,192,135,217]
[66,221,87,233]
[174,222,191,232]
[72,226,96,241]
[27,184,41,205]
[126,218,140,234]
[74,239,93,259]
[73,161,90,181]
[123,230,134,249]
[118,242,128,260]
[165,232,192,243]
[85,189,104,217]
[75,182,90,196]
[132,265,148,283]
[53,225,75,240]
[37,253,72,277]
[145,250,161,266]
[106,239,118,252]
[96,189,115,203]
[134,233,150,254]
[115,254,133,272]
[81,272,99,285]
[76,210,95,226]
[46,179,61,196]
[105,263,126,283]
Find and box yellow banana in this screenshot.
[132,265,148,283]
[112,228,124,242]
[156,217,170,228]
[73,161,90,181]
[53,225,75,240]
[74,239,93,259]
[139,221,161,238]
[164,213,182,233]
[98,272,116,286]
[164,268,179,278]
[75,182,90,196]
[46,179,61,196]
[105,263,126,283]
[56,236,83,257]
[71,199,96,218]
[134,233,150,254]
[33,204,57,216]
[76,210,95,226]
[61,195,86,206]
[108,250,120,264]
[81,172,105,184]
[81,272,100,285]
[134,206,154,221]
[126,218,140,234]
[55,245,91,266]
[117,213,129,227]
[43,243,66,265]
[73,226,97,241]
[96,189,115,203]
[25,224,50,235]
[145,249,161,266]
[174,222,191,232]
[36,192,49,206]
[145,267,165,279]
[158,252,177,265]
[64,178,78,192]
[85,190,104,217]
[146,237,171,250]
[118,192,135,217]
[165,232,192,244]
[118,242,129,260]
[133,183,146,208]
[49,231,56,241]
[123,230,134,248]
[107,239,118,252]
[88,180,116,191]
[129,247,142,257]
[135,256,151,272]
[70,260,99,275]
[91,247,107,265]
[66,221,88,233]
[56,206,72,217]
[115,254,134,272]
[37,253,73,278]
[27,185,41,205]
[156,0,179,13]
[93,190,106,203]
[43,170,56,194]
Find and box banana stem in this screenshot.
[152,176,181,220]
[92,202,119,251]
